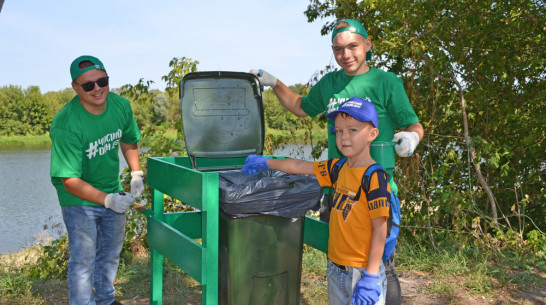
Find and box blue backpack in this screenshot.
[327,158,401,262]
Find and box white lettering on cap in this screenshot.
[343,101,363,109]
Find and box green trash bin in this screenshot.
[218,213,304,305]
[180,71,322,304]
[217,170,321,305]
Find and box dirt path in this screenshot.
[399,271,546,305]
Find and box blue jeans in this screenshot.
[62,205,126,305]
[327,259,387,305]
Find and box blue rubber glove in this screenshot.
[352,270,381,305]
[242,154,270,175]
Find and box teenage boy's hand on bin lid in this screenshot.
[104,191,135,214]
[130,170,145,198]
[242,154,270,175]
[392,131,420,157]
[249,69,277,88]
[351,270,381,305]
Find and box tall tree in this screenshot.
[304,0,545,237]
[161,57,199,99]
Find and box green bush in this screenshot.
[26,235,69,280]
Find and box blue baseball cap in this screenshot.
[326,97,378,128]
[331,19,372,61]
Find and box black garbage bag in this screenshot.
[218,170,322,218]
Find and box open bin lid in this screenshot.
[180,71,264,171]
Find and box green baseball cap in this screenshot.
[331,19,372,61]
[70,55,106,81]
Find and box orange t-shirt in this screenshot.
[314,159,390,268]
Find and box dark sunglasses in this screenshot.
[75,76,109,92]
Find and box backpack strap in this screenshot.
[328,158,347,187]
[353,164,389,201]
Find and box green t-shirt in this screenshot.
[50,92,141,207]
[301,67,420,194]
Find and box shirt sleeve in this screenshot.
[313,159,339,187]
[386,74,419,128]
[50,127,83,178]
[301,78,327,118]
[120,100,142,145]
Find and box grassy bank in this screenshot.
[1,236,543,304]
[0,134,51,147]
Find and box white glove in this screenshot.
[249,69,277,87]
[104,191,135,213]
[130,170,145,198]
[392,131,420,157]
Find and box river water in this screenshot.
[0,143,325,254]
[0,145,63,254]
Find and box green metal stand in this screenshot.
[144,156,328,305]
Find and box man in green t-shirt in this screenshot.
[50,55,144,305]
[251,19,424,305]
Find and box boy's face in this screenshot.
[334,114,378,159]
[332,31,371,76]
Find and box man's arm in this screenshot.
[250,69,308,117]
[120,142,141,172]
[401,122,424,140]
[120,142,145,198]
[62,177,108,205]
[272,80,308,117]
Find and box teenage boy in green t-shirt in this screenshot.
[50,55,144,305]
[251,19,424,305]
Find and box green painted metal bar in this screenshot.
[200,172,219,305]
[162,212,202,239]
[148,216,203,282]
[303,216,329,254]
[138,208,153,218]
[150,247,164,305]
[147,157,206,210]
[150,188,165,305]
[146,157,221,304]
[193,156,246,171]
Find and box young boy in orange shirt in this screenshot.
[243,97,389,305]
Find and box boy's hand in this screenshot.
[392,131,420,157]
[242,154,270,175]
[352,270,381,305]
[249,69,277,88]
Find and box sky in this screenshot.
[0,0,337,93]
